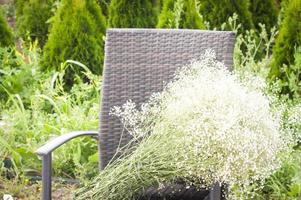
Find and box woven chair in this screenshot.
[36,29,235,200]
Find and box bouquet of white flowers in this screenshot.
[75,50,288,199]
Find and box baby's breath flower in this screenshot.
[76,50,290,200]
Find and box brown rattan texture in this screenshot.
[99,29,235,169]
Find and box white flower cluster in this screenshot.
[283,103,301,144]
[109,50,288,198]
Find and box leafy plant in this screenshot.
[234,23,278,78]
[274,47,301,99]
[0,45,101,182]
[108,0,159,28]
[0,44,39,104]
[0,12,14,47]
[157,0,205,29]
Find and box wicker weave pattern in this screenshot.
[99,29,235,169]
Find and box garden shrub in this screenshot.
[157,0,205,29]
[0,13,14,47]
[14,0,26,19]
[41,0,106,83]
[16,0,53,47]
[198,0,254,30]
[279,0,290,9]
[108,0,159,28]
[249,0,279,31]
[98,0,110,17]
[269,0,301,97]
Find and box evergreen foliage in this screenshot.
[108,0,159,28]
[98,0,110,16]
[41,0,106,80]
[198,0,254,30]
[249,0,279,31]
[16,0,53,47]
[269,0,301,96]
[0,13,14,47]
[14,0,26,19]
[157,0,205,29]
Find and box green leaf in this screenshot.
[88,152,98,163]
[288,183,300,197]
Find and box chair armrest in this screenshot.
[35,130,98,200]
[35,130,98,156]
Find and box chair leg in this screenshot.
[209,183,221,200]
[42,153,52,200]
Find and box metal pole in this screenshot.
[210,182,221,200]
[42,153,52,200]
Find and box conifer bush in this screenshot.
[157,0,205,29]
[198,0,254,30]
[269,0,301,96]
[0,13,14,47]
[16,0,53,47]
[98,0,110,16]
[41,0,106,81]
[14,0,25,19]
[108,0,159,28]
[249,0,279,31]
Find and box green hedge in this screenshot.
[157,0,205,29]
[16,0,53,47]
[14,0,26,19]
[249,0,279,31]
[98,0,110,17]
[199,0,254,30]
[41,0,106,81]
[108,0,159,28]
[269,0,301,96]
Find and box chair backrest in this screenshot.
[99,29,235,169]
